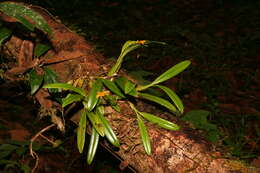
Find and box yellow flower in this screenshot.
[136,40,146,45]
[96,91,110,98]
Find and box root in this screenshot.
[29,124,56,173]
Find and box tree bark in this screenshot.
[0,4,258,173]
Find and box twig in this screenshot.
[39,134,56,145]
[30,151,39,173]
[29,124,56,173]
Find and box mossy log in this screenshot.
[0,4,258,173]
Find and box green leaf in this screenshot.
[181,110,216,130]
[0,2,53,35]
[108,40,166,76]
[104,95,118,106]
[138,93,178,115]
[115,77,136,95]
[31,143,41,151]
[0,26,12,46]
[155,85,184,114]
[0,151,12,159]
[34,43,51,58]
[125,80,136,94]
[206,130,219,143]
[43,83,86,97]
[96,106,120,147]
[15,147,27,156]
[0,143,18,151]
[137,60,191,91]
[112,105,121,112]
[85,111,105,137]
[103,95,121,112]
[43,67,58,93]
[0,159,18,168]
[121,41,140,54]
[87,127,99,165]
[8,140,29,146]
[62,94,83,107]
[137,114,151,155]
[20,164,30,173]
[153,60,191,83]
[15,15,34,31]
[0,144,18,159]
[87,79,103,111]
[127,87,138,97]
[29,69,44,95]
[181,110,219,143]
[128,70,153,85]
[101,79,125,98]
[139,112,180,130]
[77,109,87,153]
[144,40,166,45]
[108,41,141,76]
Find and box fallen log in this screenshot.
[0,3,258,173]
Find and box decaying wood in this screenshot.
[0,4,258,173]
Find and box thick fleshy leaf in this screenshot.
[34,43,51,58]
[15,15,34,31]
[128,70,153,85]
[121,40,140,54]
[87,127,99,164]
[155,85,184,114]
[96,106,120,147]
[104,95,117,106]
[108,40,166,76]
[101,79,125,98]
[137,60,191,91]
[43,67,58,93]
[0,2,52,35]
[127,88,138,97]
[125,80,136,94]
[0,26,12,46]
[153,60,191,84]
[108,41,141,76]
[104,95,121,112]
[137,114,151,155]
[85,111,105,137]
[139,112,180,130]
[62,94,83,107]
[138,93,178,114]
[43,83,86,97]
[114,77,127,92]
[144,40,166,45]
[29,69,44,95]
[77,109,87,153]
[112,105,121,112]
[115,77,136,94]
[87,79,103,111]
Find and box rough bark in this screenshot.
[0,4,258,173]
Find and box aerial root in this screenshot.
[29,124,56,173]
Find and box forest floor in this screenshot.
[0,0,259,172]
